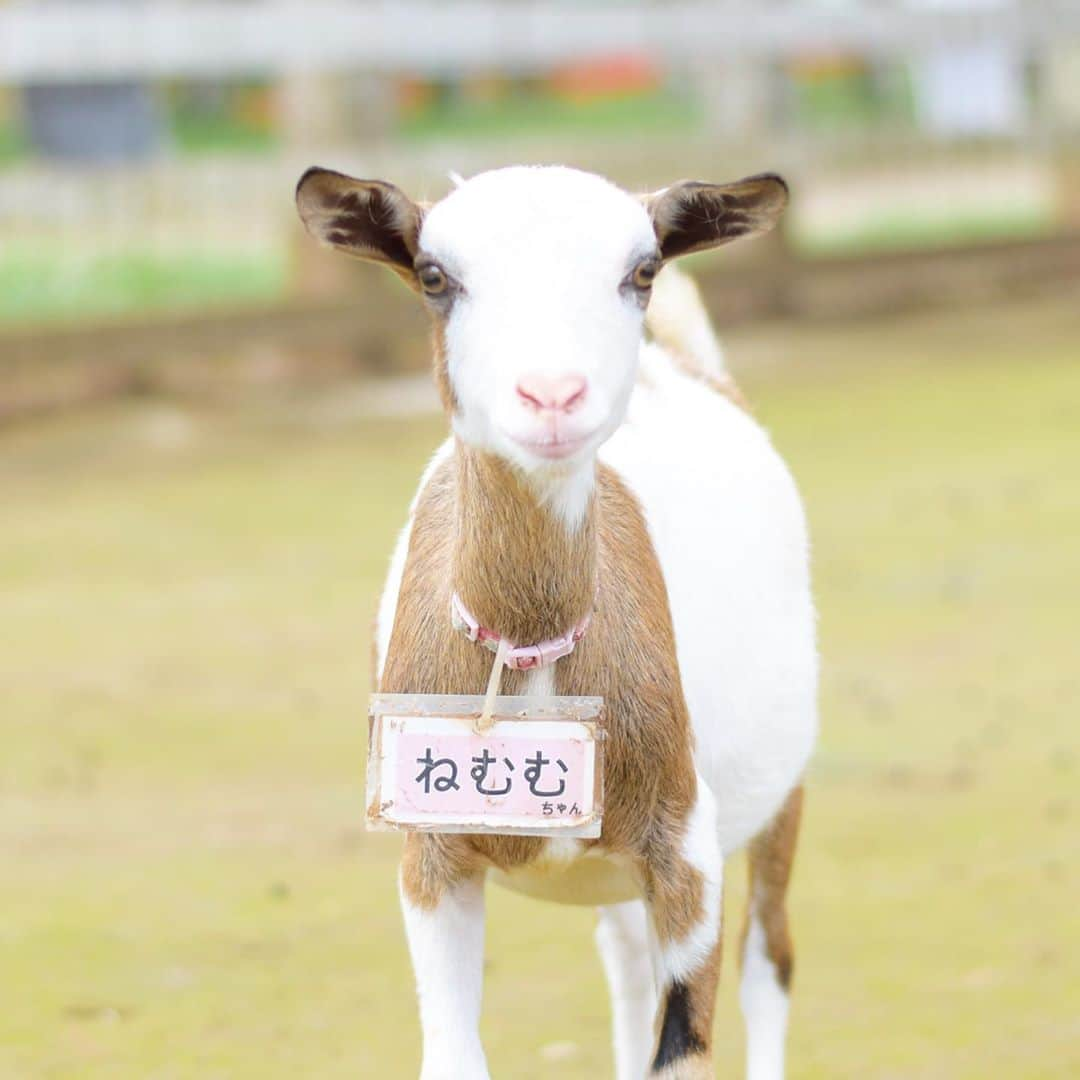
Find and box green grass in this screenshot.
[2,295,1079,1077]
[0,121,27,165]
[169,116,280,156]
[0,248,288,326]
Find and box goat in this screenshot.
[296,164,817,1080]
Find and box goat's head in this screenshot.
[296,165,786,474]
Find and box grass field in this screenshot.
[0,247,287,327]
[3,295,1078,1078]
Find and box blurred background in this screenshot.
[2,2,1078,1077]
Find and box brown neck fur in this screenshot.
[453,444,597,645]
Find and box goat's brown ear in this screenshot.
[647,173,788,261]
[295,167,423,272]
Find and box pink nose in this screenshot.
[516,373,588,414]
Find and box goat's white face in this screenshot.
[420,167,656,472]
[296,163,788,476]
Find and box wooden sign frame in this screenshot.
[367,693,605,839]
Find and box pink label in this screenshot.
[391,728,591,822]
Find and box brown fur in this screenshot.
[648,175,789,260]
[295,169,425,285]
[683,940,723,1050]
[429,327,456,414]
[455,451,597,646]
[741,785,803,989]
[385,444,703,942]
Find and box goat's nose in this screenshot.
[516,373,588,414]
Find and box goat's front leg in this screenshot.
[399,834,488,1080]
[596,899,658,1080]
[644,777,724,1080]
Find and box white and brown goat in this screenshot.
[297,165,817,1080]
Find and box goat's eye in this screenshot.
[632,259,659,290]
[418,264,448,295]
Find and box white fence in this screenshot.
[3,1,1080,83]
[2,1,1079,330]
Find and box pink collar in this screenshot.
[450,592,592,671]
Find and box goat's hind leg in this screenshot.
[739,785,803,1080]
[399,834,489,1080]
[596,899,657,1080]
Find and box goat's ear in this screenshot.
[295,167,423,273]
[647,173,788,261]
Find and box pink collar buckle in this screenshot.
[450,592,592,671]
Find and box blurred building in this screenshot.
[0,0,1077,334]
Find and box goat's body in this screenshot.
[377,341,816,906]
[304,159,810,1078]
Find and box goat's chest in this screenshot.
[489,840,641,906]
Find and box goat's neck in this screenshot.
[452,441,598,646]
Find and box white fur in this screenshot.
[419,167,655,480]
[526,457,596,533]
[740,915,790,1080]
[596,900,658,1080]
[603,344,818,855]
[399,873,489,1079]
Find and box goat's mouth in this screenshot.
[504,426,599,461]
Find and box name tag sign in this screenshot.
[367,693,604,838]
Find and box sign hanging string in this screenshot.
[475,637,510,734]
